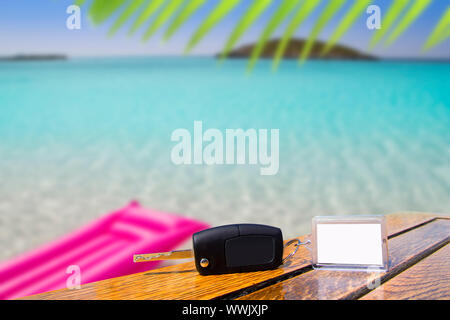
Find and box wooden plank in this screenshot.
[21,234,311,300]
[360,244,450,300]
[384,213,439,237]
[23,213,440,300]
[238,219,449,300]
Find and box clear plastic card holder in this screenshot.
[311,215,389,272]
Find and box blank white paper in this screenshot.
[316,223,383,266]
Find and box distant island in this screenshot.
[0,54,67,61]
[223,38,376,60]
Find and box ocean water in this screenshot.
[0,57,449,261]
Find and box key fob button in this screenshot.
[225,235,275,267]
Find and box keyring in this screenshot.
[282,239,312,264]
[282,239,301,264]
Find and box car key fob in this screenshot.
[192,224,283,275]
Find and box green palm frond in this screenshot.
[272,0,321,70]
[143,0,185,41]
[89,0,127,25]
[164,0,206,40]
[248,0,301,71]
[443,22,450,39]
[299,0,346,63]
[385,0,432,47]
[109,0,146,36]
[423,7,450,51]
[321,0,372,56]
[76,0,442,68]
[369,0,410,49]
[220,0,272,61]
[441,20,450,42]
[185,0,242,53]
[129,0,165,35]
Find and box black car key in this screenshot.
[134,224,285,275]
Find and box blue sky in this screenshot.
[1,0,449,58]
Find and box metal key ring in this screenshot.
[282,239,301,264]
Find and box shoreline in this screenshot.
[0,54,449,63]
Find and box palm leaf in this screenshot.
[299,0,346,63]
[220,0,272,61]
[443,22,450,41]
[164,0,206,40]
[185,0,242,54]
[89,0,127,25]
[248,0,301,71]
[369,0,410,48]
[385,0,432,46]
[423,7,450,51]
[129,0,165,35]
[143,0,185,41]
[75,0,444,68]
[321,0,372,56]
[109,0,146,36]
[272,0,322,70]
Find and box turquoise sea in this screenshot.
[0,58,449,260]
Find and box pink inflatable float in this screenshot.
[0,201,208,299]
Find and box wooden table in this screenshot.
[24,213,449,300]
